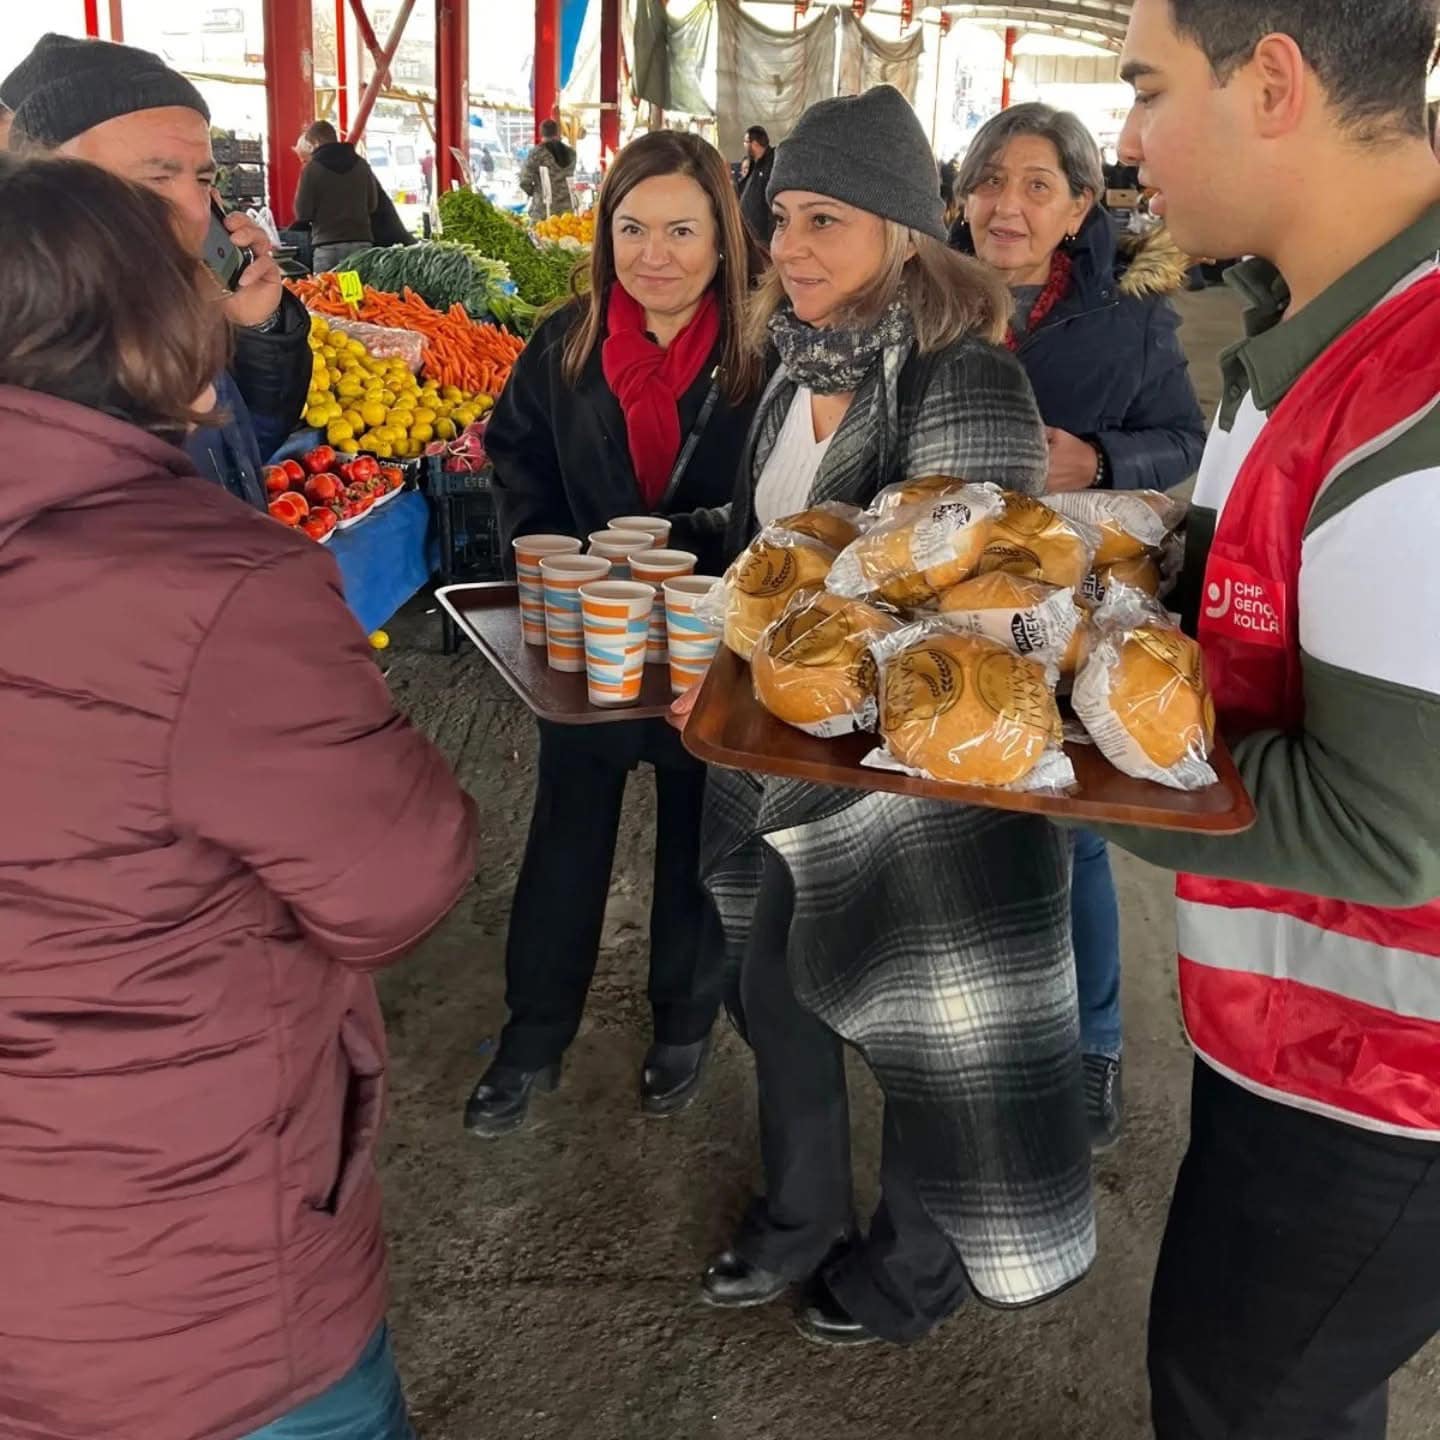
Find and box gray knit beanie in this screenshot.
[10,34,209,149]
[767,85,945,242]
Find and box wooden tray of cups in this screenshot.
[682,646,1256,834]
[436,583,679,724]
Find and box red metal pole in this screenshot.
[263,0,316,225]
[108,0,124,41]
[1000,25,1017,110]
[435,0,470,195]
[347,0,417,142]
[599,0,620,161]
[335,0,350,135]
[534,0,560,140]
[83,0,101,37]
[347,0,392,87]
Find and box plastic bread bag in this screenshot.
[751,591,903,737]
[871,474,980,521]
[1044,489,1187,567]
[827,484,1005,611]
[1071,584,1218,790]
[704,525,837,661]
[974,491,1101,591]
[1079,534,1186,609]
[866,620,1076,793]
[308,313,425,372]
[935,572,1081,686]
[775,502,868,552]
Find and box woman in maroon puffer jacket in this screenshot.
[0,154,476,1440]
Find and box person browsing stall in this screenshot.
[954,101,1206,1151]
[467,132,763,1138]
[7,33,311,508]
[689,86,1093,1350]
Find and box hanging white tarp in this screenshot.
[631,0,718,116]
[715,0,840,156]
[836,11,923,102]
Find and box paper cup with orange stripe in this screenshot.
[513,534,582,646]
[579,580,655,707]
[663,576,723,696]
[587,529,654,580]
[628,549,697,665]
[541,554,612,672]
[609,515,672,547]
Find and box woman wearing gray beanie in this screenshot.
[692,86,1093,1347]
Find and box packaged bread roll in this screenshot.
[937,572,1080,680]
[871,627,1072,790]
[751,592,900,737]
[777,502,865,553]
[1072,586,1218,790]
[1080,553,1163,609]
[1045,490,1187,567]
[975,492,1099,591]
[872,475,975,520]
[718,530,836,661]
[828,485,1004,610]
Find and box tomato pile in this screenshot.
[261,447,406,542]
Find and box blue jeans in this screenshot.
[1070,830,1122,1059]
[243,1325,415,1440]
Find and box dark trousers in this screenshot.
[1150,1059,1440,1439]
[733,853,970,1344]
[497,719,722,1070]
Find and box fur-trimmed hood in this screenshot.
[1117,224,1192,299]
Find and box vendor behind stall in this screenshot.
[5,33,311,509]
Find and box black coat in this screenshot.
[954,207,1206,492]
[485,301,760,577]
[737,147,775,249]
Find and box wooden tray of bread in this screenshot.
[436,582,678,724]
[683,646,1256,834]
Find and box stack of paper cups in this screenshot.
[663,576,723,696]
[513,535,582,646]
[579,580,654,707]
[609,515,672,548]
[628,549,697,665]
[587,529,654,580]
[540,554,612,672]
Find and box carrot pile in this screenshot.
[288,274,525,396]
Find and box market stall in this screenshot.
[262,198,589,641]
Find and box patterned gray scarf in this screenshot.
[767,301,914,394]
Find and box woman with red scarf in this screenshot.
[952,103,1206,1155]
[469,132,763,1138]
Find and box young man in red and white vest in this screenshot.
[1107,2,1440,1436]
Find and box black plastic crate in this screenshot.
[214,136,264,165]
[434,484,503,653]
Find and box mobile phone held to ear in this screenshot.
[204,199,253,290]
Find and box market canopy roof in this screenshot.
[943,1,1132,53]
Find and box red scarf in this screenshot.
[1004,248,1073,351]
[601,284,720,507]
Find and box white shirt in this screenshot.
[754,387,834,528]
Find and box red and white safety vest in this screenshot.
[1180,270,1440,1137]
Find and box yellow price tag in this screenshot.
[337,270,364,304]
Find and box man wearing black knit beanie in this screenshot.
[1,33,311,510]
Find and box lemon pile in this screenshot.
[304,315,493,459]
[534,210,595,246]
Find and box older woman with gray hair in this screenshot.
[688,86,1092,1351]
[952,102,1206,1153]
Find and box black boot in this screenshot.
[700,1251,789,1309]
[640,1035,711,1117]
[795,1275,880,1347]
[463,1059,561,1138]
[1084,1053,1123,1154]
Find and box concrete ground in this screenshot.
[372,287,1440,1439]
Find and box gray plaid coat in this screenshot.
[702,335,1096,1307]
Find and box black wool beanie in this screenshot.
[11,33,209,148]
[767,85,945,241]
